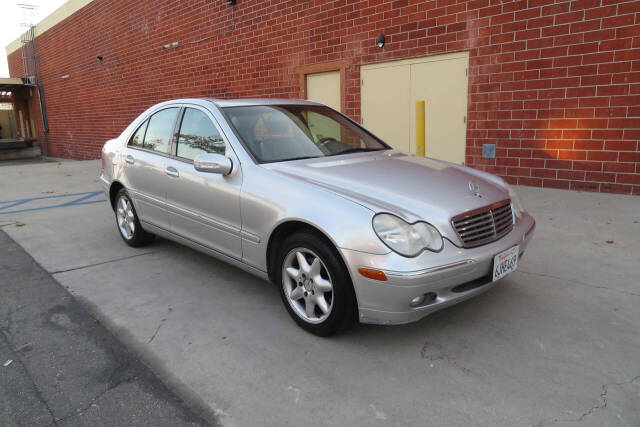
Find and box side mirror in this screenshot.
[193,153,233,175]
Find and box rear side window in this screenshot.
[129,120,147,148]
[142,108,179,153]
[176,108,225,160]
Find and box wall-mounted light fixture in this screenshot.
[162,42,179,50]
[96,56,103,62]
[227,0,236,5]
[376,33,385,48]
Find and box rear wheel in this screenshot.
[276,231,357,336]
[114,189,155,247]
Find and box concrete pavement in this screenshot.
[1,159,639,426]
[0,229,208,426]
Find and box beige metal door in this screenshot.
[410,56,468,164]
[306,71,341,111]
[361,65,411,153]
[361,52,469,164]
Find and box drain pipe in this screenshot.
[37,84,49,157]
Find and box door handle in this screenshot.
[125,154,135,164]
[165,166,179,178]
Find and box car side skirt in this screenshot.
[140,220,271,282]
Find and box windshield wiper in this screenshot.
[330,148,386,156]
[278,155,323,163]
[267,149,385,163]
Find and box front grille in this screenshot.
[451,200,513,248]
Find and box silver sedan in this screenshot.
[100,98,535,336]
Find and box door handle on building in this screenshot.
[125,154,134,164]
[165,166,179,178]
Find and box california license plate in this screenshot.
[492,245,519,282]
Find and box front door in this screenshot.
[164,106,243,260]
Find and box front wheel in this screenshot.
[114,189,155,247]
[276,231,357,336]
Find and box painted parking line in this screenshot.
[0,191,107,215]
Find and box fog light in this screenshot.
[410,295,425,307]
[410,292,437,307]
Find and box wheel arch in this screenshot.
[109,181,125,210]
[266,220,355,292]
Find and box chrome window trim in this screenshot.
[124,102,241,167]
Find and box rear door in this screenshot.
[121,107,180,230]
[163,106,243,260]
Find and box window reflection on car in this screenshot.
[144,108,179,153]
[223,105,388,163]
[177,108,225,160]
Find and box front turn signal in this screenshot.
[358,268,387,281]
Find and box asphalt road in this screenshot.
[0,229,209,426]
[1,159,639,426]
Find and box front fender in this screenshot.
[240,166,390,272]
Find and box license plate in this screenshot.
[492,245,519,282]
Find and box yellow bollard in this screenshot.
[415,100,425,157]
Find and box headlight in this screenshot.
[372,213,443,257]
[506,183,525,220]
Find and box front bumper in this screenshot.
[341,213,536,325]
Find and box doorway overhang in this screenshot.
[0,77,28,93]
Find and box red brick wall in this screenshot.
[7,0,640,194]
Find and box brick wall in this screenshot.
[7,0,640,194]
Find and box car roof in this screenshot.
[148,98,325,110]
[207,98,323,108]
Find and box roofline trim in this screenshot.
[5,0,95,55]
[0,77,25,85]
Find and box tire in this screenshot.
[114,188,155,247]
[276,230,357,336]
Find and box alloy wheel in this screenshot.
[282,248,334,324]
[116,196,136,240]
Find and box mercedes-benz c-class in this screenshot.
[100,99,535,336]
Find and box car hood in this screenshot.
[264,150,510,245]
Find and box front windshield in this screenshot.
[223,105,389,163]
